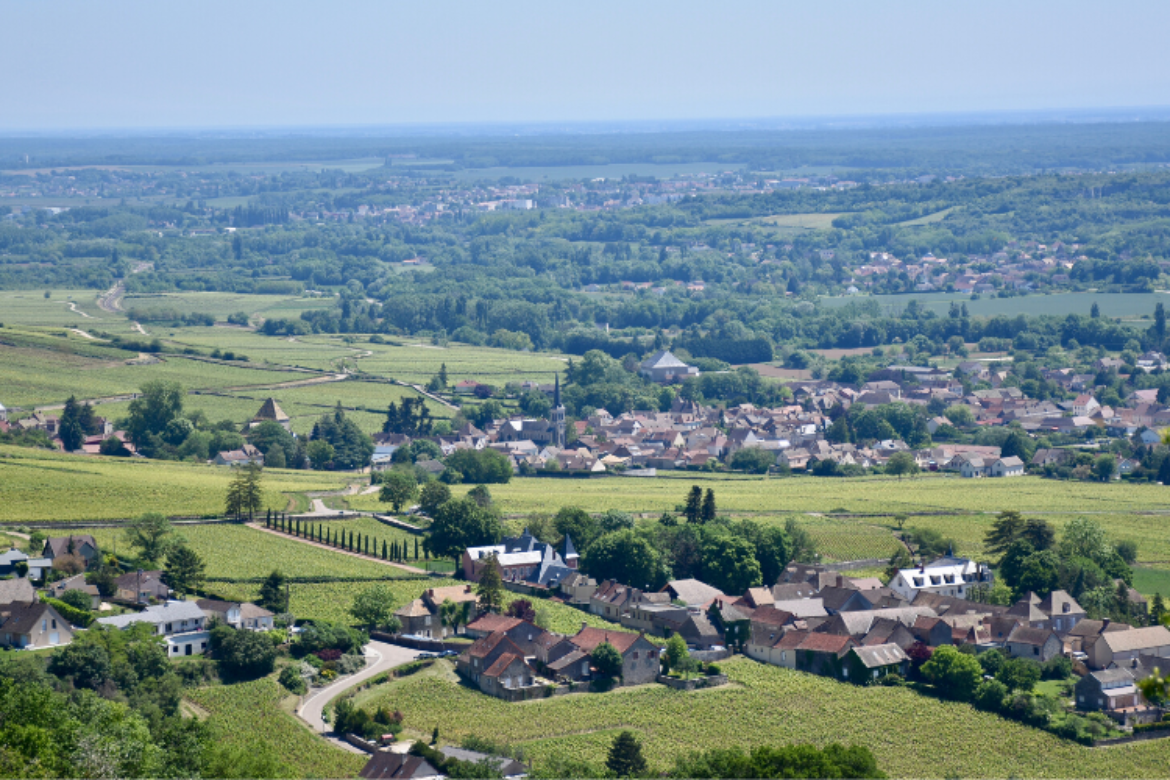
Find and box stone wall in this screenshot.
[656,674,729,691]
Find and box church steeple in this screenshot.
[551,373,566,448]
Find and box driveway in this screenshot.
[297,639,423,752]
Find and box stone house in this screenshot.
[1004,626,1063,662]
[843,643,908,683]
[568,626,661,685]
[1085,625,1170,670]
[42,535,100,569]
[1075,668,1141,713]
[464,615,545,656]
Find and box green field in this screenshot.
[185,676,365,778]
[704,212,843,229]
[354,657,1170,778]
[0,445,349,521]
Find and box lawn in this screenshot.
[0,445,349,522]
[1132,566,1170,599]
[353,657,1170,778]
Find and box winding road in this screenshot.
[297,640,422,752]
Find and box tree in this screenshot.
[379,470,419,513]
[306,439,335,470]
[1060,517,1112,563]
[1015,550,1061,598]
[59,396,86,451]
[475,555,505,614]
[553,506,601,551]
[1091,301,1100,318]
[885,451,919,480]
[984,511,1025,559]
[165,544,205,596]
[123,512,175,564]
[701,489,717,522]
[258,570,289,613]
[785,518,818,564]
[1138,666,1170,706]
[445,448,512,484]
[440,598,473,636]
[506,599,536,623]
[700,532,762,595]
[426,498,503,559]
[225,462,263,520]
[1000,429,1036,462]
[1093,454,1116,482]
[311,405,375,469]
[943,405,974,427]
[663,634,689,675]
[214,625,277,679]
[996,658,1041,692]
[580,530,670,590]
[592,641,624,679]
[606,731,647,778]
[730,447,774,474]
[921,645,983,700]
[419,480,452,516]
[125,381,185,453]
[350,584,400,631]
[519,390,551,418]
[683,485,703,524]
[467,484,493,508]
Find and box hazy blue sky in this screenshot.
[4,0,1168,130]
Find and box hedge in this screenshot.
[43,596,93,628]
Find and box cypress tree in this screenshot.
[266,508,272,527]
[414,538,419,560]
[382,540,387,559]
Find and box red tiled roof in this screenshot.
[483,652,529,678]
[466,614,522,634]
[570,626,641,654]
[797,632,853,653]
[773,630,809,650]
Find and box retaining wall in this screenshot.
[656,674,729,691]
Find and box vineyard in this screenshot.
[0,445,349,522]
[358,657,1170,778]
[184,676,365,778]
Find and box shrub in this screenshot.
[315,649,343,662]
[42,596,93,627]
[336,654,367,675]
[279,664,307,695]
[705,664,721,675]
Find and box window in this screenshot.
[633,652,639,660]
[1033,647,1039,655]
[51,619,57,630]
[41,619,46,632]
[166,623,173,633]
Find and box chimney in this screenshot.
[582,621,588,632]
[1102,618,1110,629]
[836,575,845,588]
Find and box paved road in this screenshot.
[297,639,423,752]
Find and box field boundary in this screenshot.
[247,522,431,575]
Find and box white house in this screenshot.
[889,556,994,601]
[97,600,210,657]
[960,457,988,478]
[1072,395,1100,416]
[990,456,1024,477]
[0,401,6,422]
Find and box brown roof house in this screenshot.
[1004,626,1063,662]
[42,535,100,569]
[568,625,661,686]
[843,643,909,684]
[795,632,855,678]
[47,573,101,609]
[464,615,546,656]
[246,398,292,432]
[456,631,538,697]
[359,751,442,780]
[0,601,73,649]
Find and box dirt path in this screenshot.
[246,523,429,575]
[66,301,94,319]
[69,328,99,340]
[219,373,349,393]
[131,321,149,336]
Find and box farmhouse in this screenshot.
[1085,625,1170,670]
[888,555,994,601]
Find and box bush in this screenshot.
[42,596,93,627]
[58,588,93,612]
[336,654,367,675]
[279,664,307,695]
[213,625,277,680]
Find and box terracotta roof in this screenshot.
[483,652,529,678]
[570,626,642,654]
[466,632,518,659]
[467,614,522,634]
[797,632,853,653]
[1007,625,1057,646]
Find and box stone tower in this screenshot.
[551,373,566,448]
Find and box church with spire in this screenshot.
[493,373,569,448]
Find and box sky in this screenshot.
[4,0,1169,131]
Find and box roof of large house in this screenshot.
[483,652,529,678]
[423,585,477,605]
[252,397,290,423]
[1099,625,1170,653]
[0,601,59,634]
[239,603,274,619]
[851,643,908,668]
[1067,619,1131,638]
[395,599,432,618]
[772,598,828,618]
[0,577,37,606]
[797,632,853,654]
[43,534,97,558]
[196,598,237,614]
[467,614,523,634]
[570,626,643,654]
[663,579,724,606]
[438,747,526,777]
[547,649,589,672]
[465,632,522,660]
[1007,626,1058,646]
[97,600,206,629]
[1038,590,1083,616]
[1006,598,1048,622]
[641,350,691,370]
[48,574,98,598]
[359,751,439,780]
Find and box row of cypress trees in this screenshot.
[264,508,427,562]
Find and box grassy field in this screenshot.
[353,656,1170,778]
[1133,567,1170,599]
[0,445,349,522]
[185,676,365,778]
